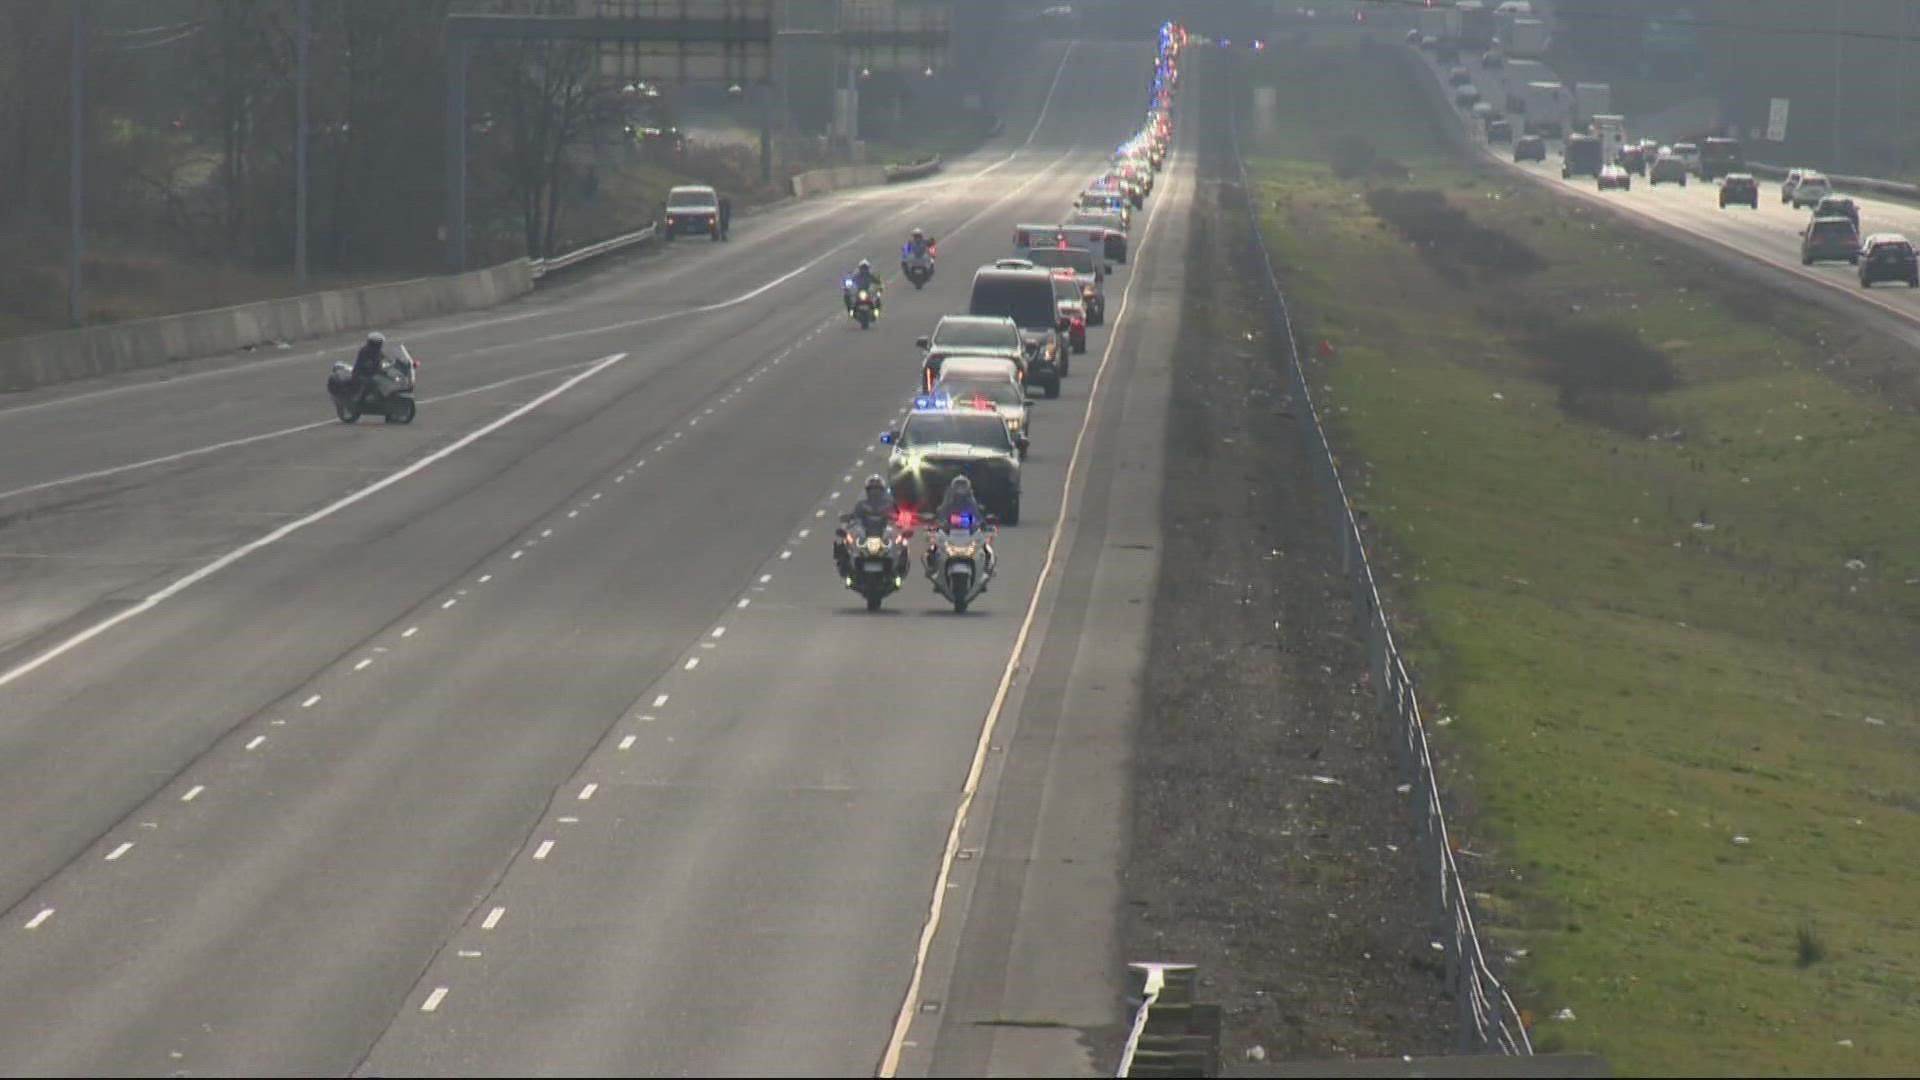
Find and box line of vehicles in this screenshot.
[831,22,1185,613]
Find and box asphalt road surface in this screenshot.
[0,39,1191,1078]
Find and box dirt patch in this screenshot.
[1119,111,1455,1065]
[1518,314,1680,434]
[1326,134,1410,182]
[1365,188,1547,283]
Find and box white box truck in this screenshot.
[1573,82,1613,129]
[1591,114,1627,165]
[1521,81,1571,138]
[1503,58,1550,111]
[1508,17,1550,57]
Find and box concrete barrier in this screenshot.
[788,164,888,199]
[0,258,534,393]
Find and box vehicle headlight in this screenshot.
[948,543,978,559]
[864,537,887,554]
[1005,416,1022,432]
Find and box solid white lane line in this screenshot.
[0,353,630,692]
[301,694,321,708]
[403,626,419,638]
[483,907,505,930]
[421,988,449,1013]
[354,658,372,671]
[618,735,637,750]
[533,841,554,860]
[879,132,1182,1078]
[579,783,598,801]
[246,736,266,750]
[653,693,670,708]
[24,909,53,929]
[684,657,700,671]
[182,785,204,802]
[105,842,134,862]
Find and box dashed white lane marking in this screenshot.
[533,841,555,861]
[830,491,842,500]
[105,842,134,862]
[638,714,656,722]
[710,626,726,638]
[568,510,580,519]
[799,528,812,538]
[759,573,773,583]
[736,597,751,609]
[655,444,666,452]
[653,694,670,708]
[559,816,579,824]
[0,353,631,692]
[301,694,321,708]
[637,458,647,468]
[511,550,524,560]
[683,657,700,671]
[855,458,866,467]
[579,783,598,801]
[619,735,637,750]
[704,407,715,416]
[843,475,853,483]
[421,987,449,1012]
[483,907,505,930]
[271,719,286,726]
[182,785,204,802]
[354,658,372,671]
[614,475,624,483]
[458,950,483,959]
[442,598,458,609]
[541,529,553,538]
[671,432,683,441]
[592,492,603,501]
[245,736,266,751]
[689,418,700,427]
[479,574,492,583]
[24,909,53,929]
[403,626,419,638]
[779,550,792,560]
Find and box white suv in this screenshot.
[1789,172,1833,209]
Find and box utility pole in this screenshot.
[68,0,86,326]
[296,0,310,289]
[1831,16,1842,169]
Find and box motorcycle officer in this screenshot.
[903,227,934,262]
[844,259,884,314]
[836,475,901,579]
[925,475,995,581]
[350,331,389,406]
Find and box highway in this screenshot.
[1437,49,1920,333]
[0,38,1190,1077]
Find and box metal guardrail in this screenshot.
[528,222,658,280]
[1223,81,1534,1060]
[884,154,944,183]
[1745,161,1920,199]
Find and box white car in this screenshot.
[1781,167,1810,204]
[1597,164,1632,191]
[1789,172,1833,209]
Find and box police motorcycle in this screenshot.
[922,506,997,614]
[328,343,418,424]
[836,508,916,611]
[901,234,938,289]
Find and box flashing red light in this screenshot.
[894,508,917,530]
[1057,235,1069,249]
[969,394,993,411]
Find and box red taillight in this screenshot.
[1057,236,1068,249]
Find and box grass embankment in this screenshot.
[1236,41,1920,1076]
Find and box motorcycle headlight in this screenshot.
[1005,416,1022,432]
[948,543,977,559]
[864,537,886,554]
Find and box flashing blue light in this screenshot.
[913,392,952,411]
[950,511,976,530]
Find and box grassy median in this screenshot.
[1229,40,1920,1076]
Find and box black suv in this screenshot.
[1718,173,1760,209]
[1513,134,1546,163]
[968,268,1067,397]
[1859,234,1920,288]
